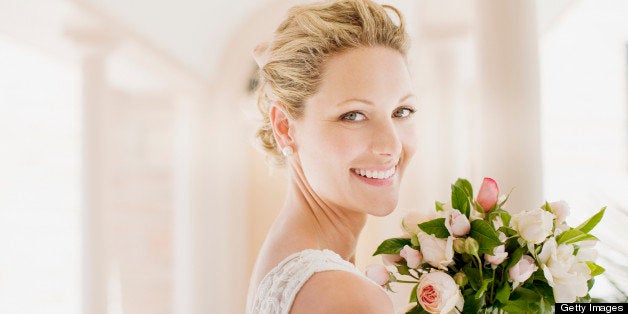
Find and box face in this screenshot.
[290,46,418,216]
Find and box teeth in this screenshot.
[353,167,396,179]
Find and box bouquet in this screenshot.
[367,178,606,313]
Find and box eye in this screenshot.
[392,107,416,118]
[340,111,367,121]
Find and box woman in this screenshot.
[246,0,418,312]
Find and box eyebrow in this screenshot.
[335,93,417,107]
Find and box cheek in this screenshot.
[400,124,419,158]
[300,125,364,165]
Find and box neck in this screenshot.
[279,164,367,263]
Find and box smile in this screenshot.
[351,166,396,180]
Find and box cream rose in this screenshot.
[511,208,554,244]
[508,255,538,288]
[445,209,470,237]
[417,271,464,314]
[418,233,454,270]
[400,245,423,268]
[402,210,439,236]
[538,238,591,303]
[365,264,390,286]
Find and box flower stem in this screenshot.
[396,279,419,284]
[490,267,496,304]
[475,255,484,283]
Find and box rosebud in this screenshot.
[453,272,468,287]
[365,264,390,286]
[400,245,423,269]
[465,237,479,256]
[453,238,466,254]
[477,177,499,212]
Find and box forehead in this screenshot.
[307,46,412,107]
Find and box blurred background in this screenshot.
[0,0,627,313]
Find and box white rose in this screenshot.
[484,245,508,266]
[445,209,471,237]
[418,233,454,270]
[508,255,538,289]
[538,238,591,303]
[417,271,464,314]
[549,200,570,225]
[511,208,554,244]
[575,240,598,262]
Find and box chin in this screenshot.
[367,199,398,217]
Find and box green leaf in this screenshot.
[489,209,512,227]
[418,218,450,238]
[498,226,517,237]
[397,264,411,276]
[495,283,511,304]
[469,220,502,254]
[541,201,553,213]
[576,207,606,233]
[435,201,445,212]
[501,300,529,312]
[586,261,605,277]
[463,265,481,290]
[475,278,494,299]
[410,284,418,303]
[463,288,485,313]
[455,178,473,199]
[540,296,552,314]
[512,286,539,302]
[533,283,555,304]
[404,304,422,314]
[451,184,470,217]
[556,228,599,245]
[373,238,412,256]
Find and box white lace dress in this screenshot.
[248,249,387,314]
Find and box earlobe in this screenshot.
[269,102,294,152]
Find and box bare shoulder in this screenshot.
[291,270,394,314]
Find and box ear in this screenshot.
[269,101,294,151]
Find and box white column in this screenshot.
[173,95,194,314]
[68,31,116,314]
[474,0,543,211]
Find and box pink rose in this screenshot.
[417,271,464,314]
[445,209,471,237]
[508,255,538,288]
[365,264,390,286]
[484,245,508,266]
[400,245,423,268]
[477,177,499,212]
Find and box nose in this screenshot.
[370,119,402,157]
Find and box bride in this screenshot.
[246,0,418,312]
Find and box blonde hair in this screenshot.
[255,0,409,165]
